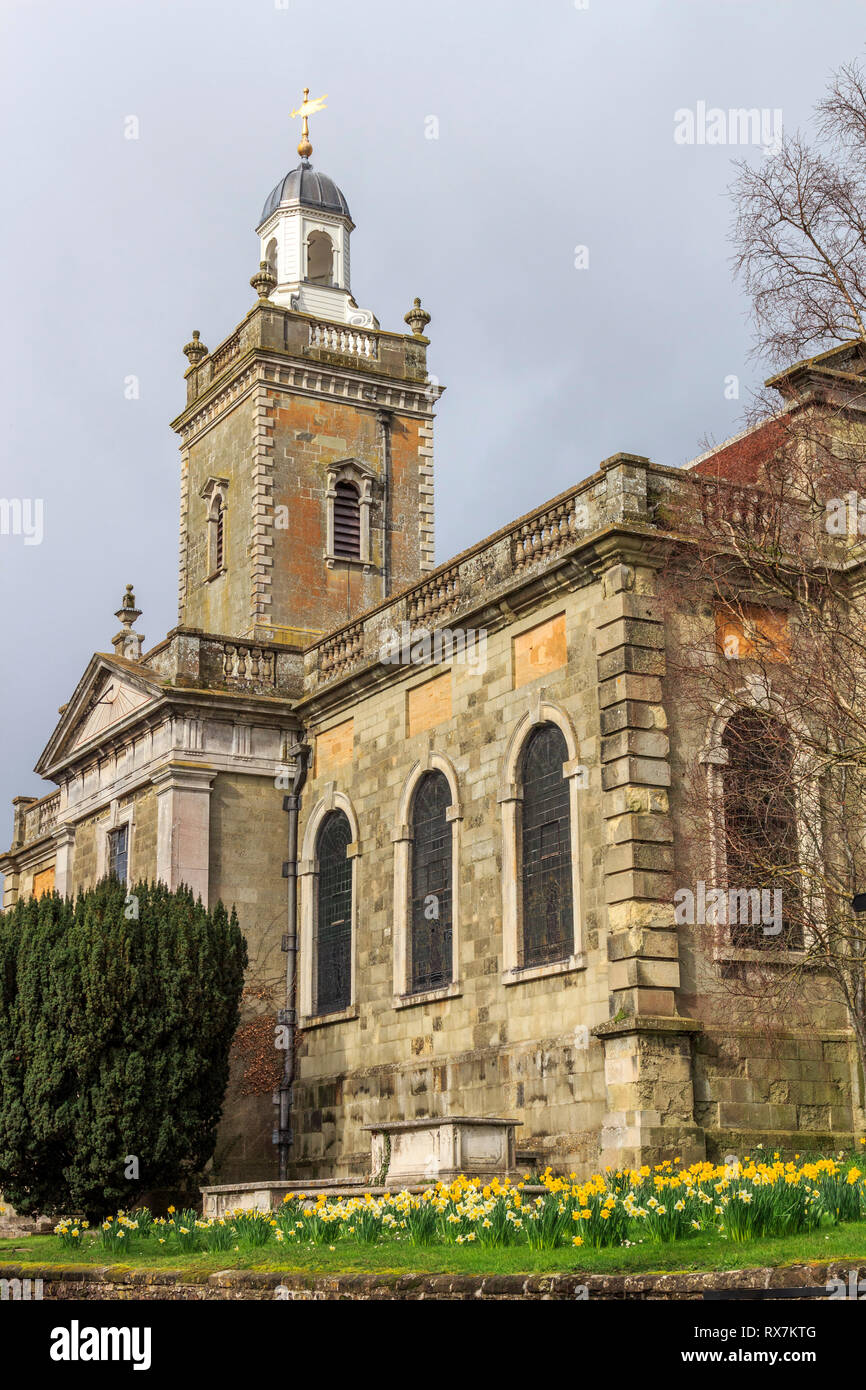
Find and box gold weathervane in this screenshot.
[291,87,327,160]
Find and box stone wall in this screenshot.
[290,587,611,1179]
[209,772,290,1182]
[0,1261,857,1300]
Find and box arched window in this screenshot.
[307,230,334,286]
[333,480,361,559]
[520,722,573,967]
[265,237,278,277]
[721,710,802,948]
[315,811,353,1014]
[410,772,453,993]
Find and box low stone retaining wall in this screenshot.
[1,1262,861,1300]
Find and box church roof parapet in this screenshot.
[297,436,862,711]
[175,300,433,421]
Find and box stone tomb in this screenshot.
[365,1116,520,1187]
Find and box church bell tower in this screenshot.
[171,91,441,670]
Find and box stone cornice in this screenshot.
[173,352,439,446]
[37,683,300,785]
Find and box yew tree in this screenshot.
[0,877,246,1219]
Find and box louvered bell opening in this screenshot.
[333,481,361,559]
[215,508,225,570]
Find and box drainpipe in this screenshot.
[377,408,393,599]
[277,738,310,1182]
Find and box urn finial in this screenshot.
[183,329,209,365]
[404,296,431,339]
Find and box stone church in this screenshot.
[3,114,864,1186]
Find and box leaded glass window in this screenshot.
[108,824,129,884]
[520,723,572,967]
[410,772,452,993]
[316,811,353,1013]
[722,710,802,948]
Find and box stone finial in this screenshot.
[183,330,209,366]
[404,296,431,339]
[112,584,145,661]
[250,261,277,302]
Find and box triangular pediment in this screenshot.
[35,654,168,777]
[71,677,151,748]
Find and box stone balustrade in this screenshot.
[221,642,276,686]
[209,330,243,376]
[406,565,461,624]
[23,792,60,845]
[512,496,588,569]
[698,480,774,535]
[307,321,378,360]
[318,622,366,681]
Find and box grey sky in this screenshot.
[2,0,864,846]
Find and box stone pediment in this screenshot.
[35,656,166,777]
[71,677,152,748]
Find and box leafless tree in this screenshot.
[662,387,866,1106]
[656,58,866,1112]
[731,57,866,364]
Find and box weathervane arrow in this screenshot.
[291,87,328,159]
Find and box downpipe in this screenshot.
[277,739,310,1182]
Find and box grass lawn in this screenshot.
[3,1223,866,1278]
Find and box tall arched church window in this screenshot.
[410,772,453,993]
[721,710,802,948]
[316,811,353,1014]
[333,480,361,560]
[520,723,573,967]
